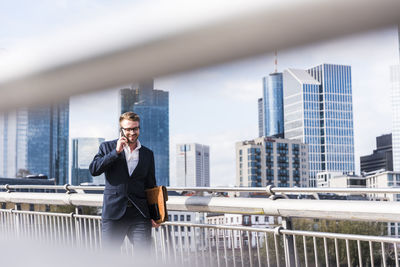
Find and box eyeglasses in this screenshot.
[122,127,140,132]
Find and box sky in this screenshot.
[0,1,399,186]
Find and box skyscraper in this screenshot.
[390,26,400,171]
[0,111,17,177]
[176,143,210,187]
[71,137,105,185]
[120,80,169,186]
[259,73,284,137]
[391,65,400,171]
[257,98,264,137]
[283,64,355,186]
[0,102,69,184]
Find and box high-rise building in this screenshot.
[120,80,169,186]
[0,102,69,184]
[0,112,17,177]
[258,73,284,138]
[360,133,393,174]
[236,136,308,187]
[390,26,400,171]
[257,98,264,137]
[71,137,105,185]
[391,65,400,171]
[176,143,210,187]
[283,64,355,187]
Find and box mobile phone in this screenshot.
[120,128,132,144]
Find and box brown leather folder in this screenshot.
[145,186,168,224]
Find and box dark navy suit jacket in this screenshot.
[89,139,156,220]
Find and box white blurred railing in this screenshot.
[2,185,400,222]
[0,207,399,266]
[0,0,399,111]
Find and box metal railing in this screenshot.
[0,186,400,266]
[2,185,400,222]
[1,208,399,266]
[3,184,400,194]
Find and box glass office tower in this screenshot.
[72,137,105,185]
[27,102,69,184]
[0,102,69,184]
[260,73,284,138]
[258,98,264,137]
[392,65,400,171]
[283,64,355,186]
[120,80,170,186]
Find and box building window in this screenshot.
[186,215,191,221]
[180,215,185,221]
[174,215,178,221]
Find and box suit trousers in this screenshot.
[101,206,152,253]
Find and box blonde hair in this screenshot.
[119,112,140,124]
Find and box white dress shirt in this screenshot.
[123,140,141,176]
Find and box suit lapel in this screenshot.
[119,146,130,176]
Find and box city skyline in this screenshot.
[0,2,399,186]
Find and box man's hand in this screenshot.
[151,219,160,228]
[116,133,127,154]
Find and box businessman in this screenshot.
[89,112,159,252]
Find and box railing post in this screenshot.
[75,207,81,248]
[14,204,20,240]
[282,217,295,267]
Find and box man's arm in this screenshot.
[145,151,157,188]
[89,143,119,176]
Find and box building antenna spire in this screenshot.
[274,50,278,73]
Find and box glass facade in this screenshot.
[257,98,264,137]
[26,102,69,185]
[260,73,284,137]
[284,64,355,187]
[120,80,170,186]
[71,138,105,185]
[392,65,400,171]
[0,112,18,177]
[0,103,69,183]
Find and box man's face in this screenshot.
[120,119,140,144]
